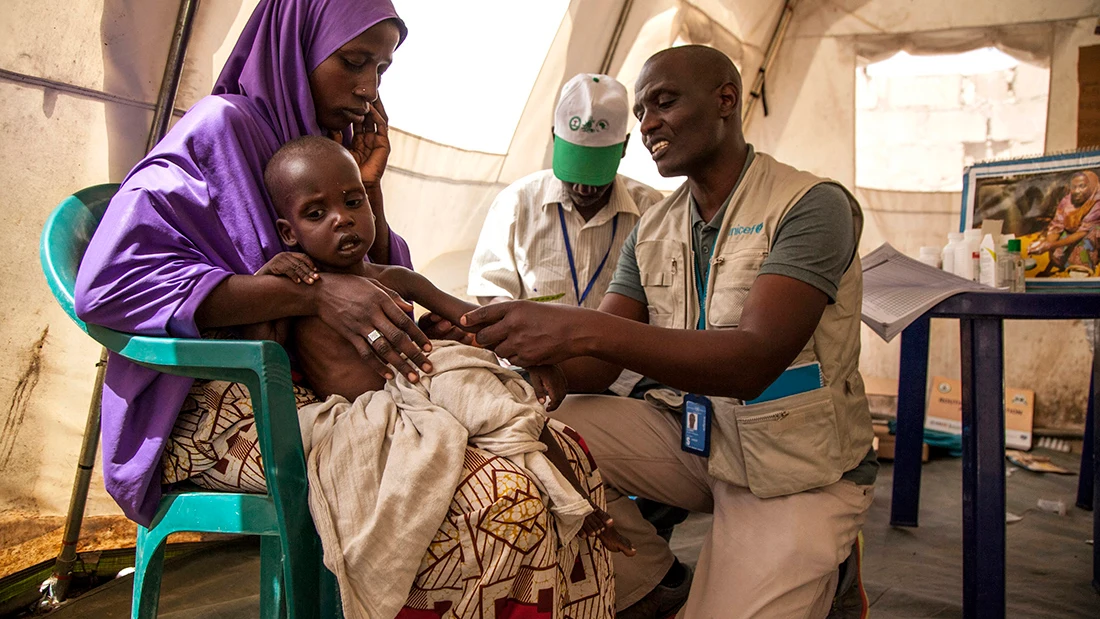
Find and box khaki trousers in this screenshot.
[552,395,874,619]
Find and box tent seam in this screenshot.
[0,68,186,118]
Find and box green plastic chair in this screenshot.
[40,184,341,619]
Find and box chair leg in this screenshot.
[131,527,167,619]
[260,536,288,619]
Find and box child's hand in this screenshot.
[256,252,319,284]
[418,312,476,345]
[529,365,567,411]
[582,506,636,556]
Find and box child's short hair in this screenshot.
[264,135,357,216]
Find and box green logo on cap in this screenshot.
[569,116,609,133]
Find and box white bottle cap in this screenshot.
[947,232,964,242]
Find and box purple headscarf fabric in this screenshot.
[75,0,409,525]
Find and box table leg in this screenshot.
[1078,373,1094,512]
[891,315,931,527]
[960,318,1006,618]
[1073,343,1098,592]
[1091,351,1099,592]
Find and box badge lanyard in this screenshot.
[558,204,618,306]
[686,250,713,455]
[693,254,710,330]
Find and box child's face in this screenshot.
[274,151,375,271]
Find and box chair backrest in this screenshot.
[39,184,120,332]
[39,185,329,616]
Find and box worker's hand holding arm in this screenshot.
[462,274,827,400]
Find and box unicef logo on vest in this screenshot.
[728,223,764,237]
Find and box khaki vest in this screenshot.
[636,152,873,498]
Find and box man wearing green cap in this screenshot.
[468,74,663,320]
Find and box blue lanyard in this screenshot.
[694,255,709,330]
[558,204,618,306]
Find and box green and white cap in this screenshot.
[552,73,628,187]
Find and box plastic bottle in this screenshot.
[979,234,998,287]
[918,246,941,268]
[995,242,1011,289]
[955,229,983,280]
[1005,238,1025,292]
[995,236,1016,290]
[942,232,963,275]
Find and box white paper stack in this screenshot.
[861,243,990,342]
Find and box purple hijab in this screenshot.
[75,0,409,525]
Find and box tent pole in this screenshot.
[742,0,798,131]
[599,0,635,75]
[147,0,201,153]
[37,350,107,608]
[39,0,200,609]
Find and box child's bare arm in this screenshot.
[368,265,478,327]
[539,423,590,505]
[539,423,635,554]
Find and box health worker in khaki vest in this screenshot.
[461,45,877,619]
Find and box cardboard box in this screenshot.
[924,376,1034,450]
[873,424,928,462]
[863,375,899,418]
[1078,44,1100,147]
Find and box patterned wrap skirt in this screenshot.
[161,380,615,618]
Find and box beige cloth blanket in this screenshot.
[298,341,592,619]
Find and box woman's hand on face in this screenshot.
[460,301,582,367]
[315,273,433,382]
[347,97,391,188]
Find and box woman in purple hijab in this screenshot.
[77,0,426,526]
[75,1,614,616]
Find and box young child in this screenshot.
[257,135,633,554]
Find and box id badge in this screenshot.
[681,394,712,457]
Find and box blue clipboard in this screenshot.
[744,362,824,405]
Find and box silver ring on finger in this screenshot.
[367,329,384,344]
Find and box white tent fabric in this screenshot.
[1,0,1099,571]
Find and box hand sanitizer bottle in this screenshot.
[1006,239,1025,292]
